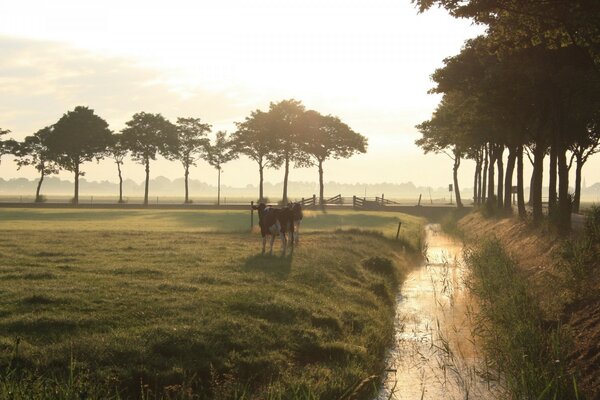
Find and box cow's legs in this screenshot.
[281,232,287,255]
[262,236,266,255]
[294,221,301,244]
[269,235,276,255]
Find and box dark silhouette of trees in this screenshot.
[121,112,177,206]
[300,110,367,205]
[12,127,59,202]
[232,110,282,202]
[106,133,128,203]
[415,3,600,232]
[45,106,112,205]
[205,131,237,206]
[168,117,212,203]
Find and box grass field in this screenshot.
[0,208,423,399]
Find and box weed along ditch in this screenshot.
[376,224,502,400]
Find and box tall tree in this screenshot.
[168,117,211,203]
[205,131,238,206]
[45,106,112,205]
[299,110,367,205]
[106,133,128,203]
[121,112,177,206]
[413,0,600,70]
[13,127,60,202]
[0,128,12,165]
[232,110,283,202]
[268,99,310,204]
[416,93,474,208]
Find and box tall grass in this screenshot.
[465,240,580,400]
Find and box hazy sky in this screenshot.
[1,0,598,192]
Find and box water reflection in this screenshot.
[376,224,502,400]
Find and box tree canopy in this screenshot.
[45,106,112,204]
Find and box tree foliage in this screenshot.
[45,106,112,204]
[121,112,177,205]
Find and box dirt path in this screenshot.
[376,224,502,400]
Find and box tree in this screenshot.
[121,112,178,206]
[299,110,367,205]
[413,0,600,70]
[205,131,238,206]
[0,128,12,164]
[232,110,283,202]
[268,99,310,204]
[416,93,471,208]
[45,106,112,205]
[166,117,212,203]
[13,127,60,202]
[569,115,600,214]
[106,133,128,203]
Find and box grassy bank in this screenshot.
[465,239,578,399]
[0,209,422,399]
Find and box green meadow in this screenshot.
[0,208,423,399]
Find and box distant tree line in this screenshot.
[0,99,367,206]
[414,0,600,232]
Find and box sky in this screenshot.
[1,0,598,193]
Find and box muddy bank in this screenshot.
[458,212,600,399]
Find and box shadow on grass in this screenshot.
[243,253,293,277]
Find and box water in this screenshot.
[376,224,502,400]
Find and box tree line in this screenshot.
[0,99,367,206]
[414,0,600,232]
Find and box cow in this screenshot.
[252,203,295,255]
[289,202,303,244]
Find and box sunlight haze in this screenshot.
[5,0,590,193]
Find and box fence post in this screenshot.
[250,201,254,231]
[418,194,422,207]
[313,194,316,207]
[353,195,356,209]
[396,221,402,241]
[382,193,384,205]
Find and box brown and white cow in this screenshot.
[252,203,295,255]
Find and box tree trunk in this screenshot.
[532,145,545,224]
[144,158,150,206]
[217,167,221,206]
[548,145,558,217]
[487,145,496,207]
[35,169,45,202]
[496,145,504,209]
[318,160,324,208]
[474,150,481,205]
[528,169,535,205]
[453,154,463,208]
[517,145,526,219]
[184,164,190,203]
[73,162,79,206]
[258,163,264,202]
[504,146,516,213]
[573,154,583,214]
[117,162,123,203]
[557,146,571,233]
[282,156,290,204]
[482,144,488,204]
[477,149,483,205]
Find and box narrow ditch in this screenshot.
[376,224,503,399]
